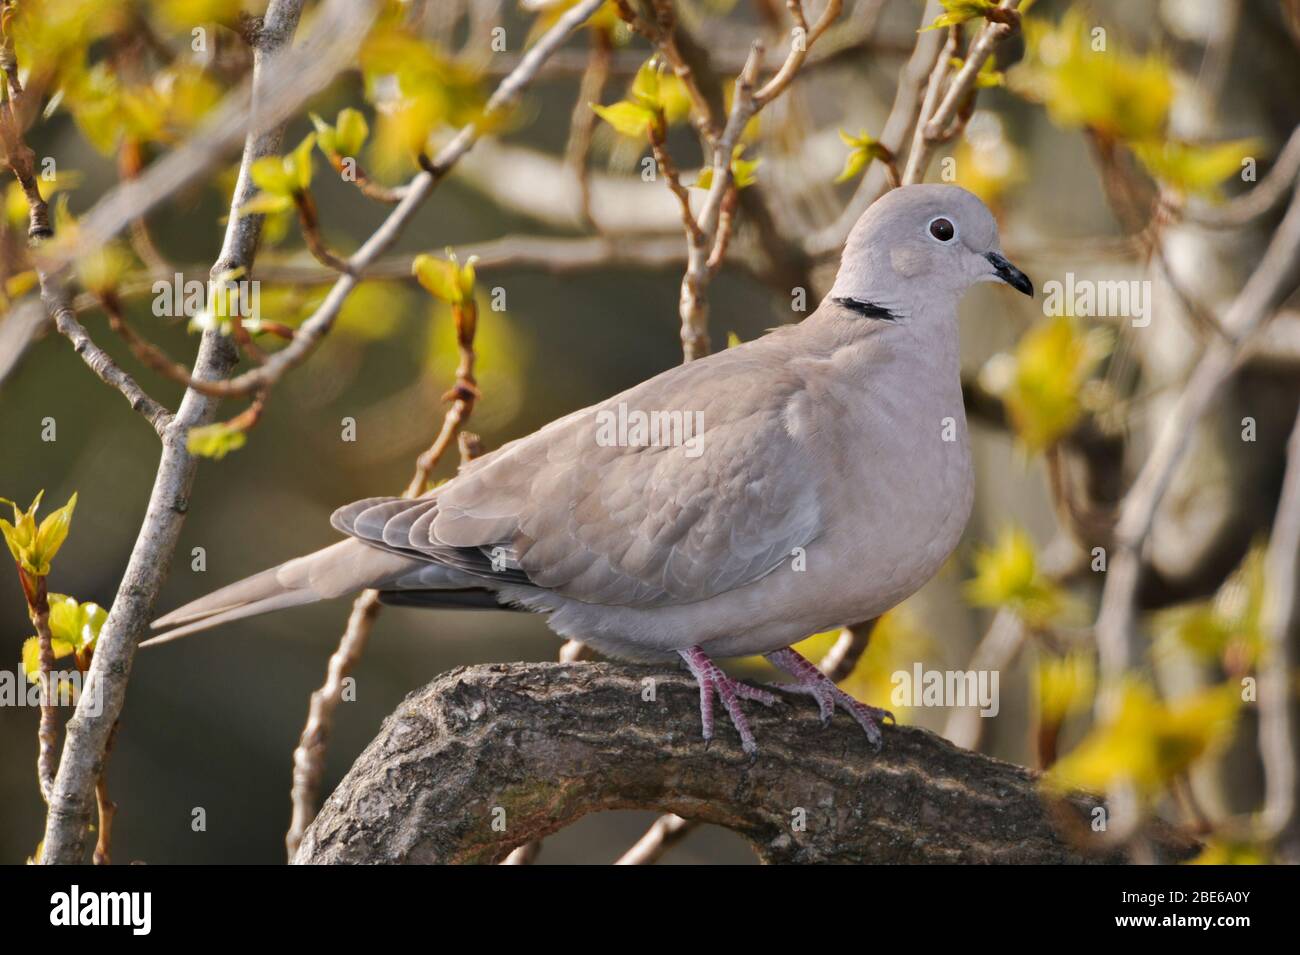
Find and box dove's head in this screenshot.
[829,184,1032,318]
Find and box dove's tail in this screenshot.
[145,539,423,647]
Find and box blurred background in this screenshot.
[1,0,1297,863]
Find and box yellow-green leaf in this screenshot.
[1036,652,1095,724]
[46,593,107,651]
[922,0,996,32]
[835,148,869,184]
[834,129,890,184]
[1132,138,1262,199]
[630,58,661,108]
[1045,681,1239,798]
[186,422,247,460]
[0,490,76,577]
[289,132,317,193]
[591,101,657,139]
[333,108,369,158]
[34,493,77,574]
[983,315,1112,451]
[249,155,295,197]
[412,250,477,305]
[964,526,1065,626]
[1015,10,1173,142]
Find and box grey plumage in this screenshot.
[148,184,1031,750]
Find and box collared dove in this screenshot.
[149,184,1032,754]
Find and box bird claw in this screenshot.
[678,646,776,756]
[766,647,893,750]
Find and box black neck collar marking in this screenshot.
[832,297,900,322]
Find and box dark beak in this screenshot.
[984,251,1033,297]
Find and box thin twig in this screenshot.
[284,299,481,860]
[20,572,59,803]
[45,282,173,436]
[649,121,702,241]
[565,25,612,230]
[92,722,120,865]
[294,191,356,275]
[752,0,844,107]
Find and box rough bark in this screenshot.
[295,662,1198,865]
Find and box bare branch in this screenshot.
[1260,406,1300,860]
[38,0,311,865]
[806,0,947,255]
[900,25,958,185]
[903,1,1022,185]
[286,589,382,861]
[752,1,844,107]
[42,281,173,437]
[677,44,762,360]
[1094,171,1300,716]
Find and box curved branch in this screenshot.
[295,662,1198,865]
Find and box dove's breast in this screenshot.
[756,315,975,639]
[525,312,975,662]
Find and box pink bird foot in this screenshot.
[678,645,779,756]
[765,646,894,749]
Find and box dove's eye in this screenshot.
[928,216,956,242]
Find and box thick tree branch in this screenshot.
[295,662,1198,865]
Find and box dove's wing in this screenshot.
[334,334,825,609]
